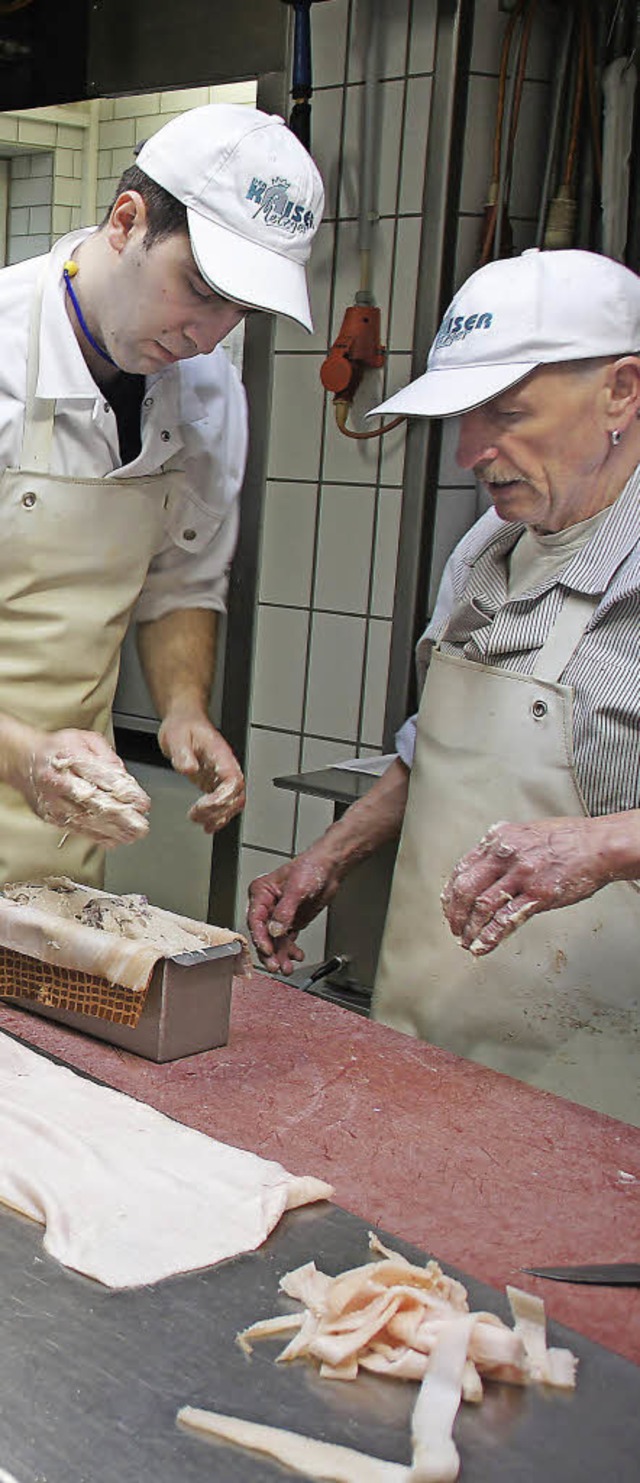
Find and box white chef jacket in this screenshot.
[0,230,248,622]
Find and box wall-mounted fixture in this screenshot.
[281,0,335,151]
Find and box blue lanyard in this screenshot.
[63,261,118,368]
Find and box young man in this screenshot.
[0,103,323,887]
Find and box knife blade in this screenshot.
[521,1263,640,1286]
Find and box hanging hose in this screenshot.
[478,0,538,266]
[286,0,313,151]
[544,2,588,248]
[535,5,576,246]
[334,401,405,440]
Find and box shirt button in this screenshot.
[160,429,171,442]
[183,528,197,542]
[22,491,37,508]
[532,699,548,719]
[143,396,154,409]
[103,401,110,413]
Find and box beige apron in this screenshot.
[373,594,640,1124]
[0,262,170,886]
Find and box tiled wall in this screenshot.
[0,104,90,263]
[234,0,557,960]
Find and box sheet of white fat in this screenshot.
[0,1032,333,1287]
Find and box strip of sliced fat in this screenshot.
[177,1407,410,1483]
[408,1316,475,1482]
[506,1286,578,1389]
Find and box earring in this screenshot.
[611,429,621,446]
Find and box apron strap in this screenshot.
[21,257,55,473]
[532,591,599,683]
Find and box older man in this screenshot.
[248,248,640,1123]
[0,103,323,887]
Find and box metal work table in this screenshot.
[0,1197,638,1482]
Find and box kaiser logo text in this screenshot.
[434,310,493,349]
[246,177,315,235]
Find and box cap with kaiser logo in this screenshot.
[136,103,324,333]
[371,248,640,418]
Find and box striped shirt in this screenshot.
[396,467,640,818]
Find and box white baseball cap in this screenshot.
[373,248,640,418]
[137,104,324,332]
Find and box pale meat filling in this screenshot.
[0,876,251,989]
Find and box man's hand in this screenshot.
[441,815,620,956]
[247,846,343,974]
[18,728,150,846]
[158,711,245,834]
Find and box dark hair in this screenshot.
[101,163,188,246]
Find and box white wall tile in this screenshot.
[340,78,405,221]
[160,86,209,112]
[242,727,299,852]
[259,481,318,608]
[314,483,375,615]
[274,219,334,355]
[378,351,412,488]
[208,81,257,105]
[9,207,28,235]
[428,487,481,611]
[11,176,52,208]
[54,148,75,179]
[31,152,53,178]
[408,0,437,75]
[360,618,392,747]
[0,117,18,145]
[10,155,30,180]
[295,791,334,854]
[17,120,56,147]
[251,605,310,732]
[349,0,411,84]
[301,736,357,770]
[305,611,366,740]
[54,125,83,150]
[438,416,474,488]
[29,205,51,234]
[307,85,345,222]
[9,236,50,262]
[399,74,431,215]
[371,487,401,617]
[459,74,500,216]
[387,214,420,352]
[321,370,384,485]
[99,118,136,151]
[311,0,349,88]
[267,354,325,483]
[113,94,161,118]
